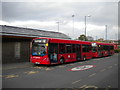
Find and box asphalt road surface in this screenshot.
[2,53,119,89]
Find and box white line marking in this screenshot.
[100,69,106,72]
[88,73,96,77]
[72,80,81,84]
[80,85,87,88]
[108,66,112,69]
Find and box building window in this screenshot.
[15,42,20,59]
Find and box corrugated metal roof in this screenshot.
[0,25,71,39]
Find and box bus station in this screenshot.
[1,1,119,89]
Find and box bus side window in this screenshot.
[72,44,76,53]
[66,44,72,53]
[82,44,87,52]
[59,43,65,54]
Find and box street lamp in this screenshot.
[105,25,107,41]
[72,15,75,39]
[85,15,91,41]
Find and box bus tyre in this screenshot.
[83,56,86,60]
[60,58,64,64]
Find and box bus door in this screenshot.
[48,43,58,63]
[76,44,81,60]
[98,45,102,57]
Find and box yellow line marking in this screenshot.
[25,71,39,75]
[84,85,98,90]
[108,66,112,69]
[45,68,53,71]
[72,80,81,84]
[3,66,31,70]
[100,69,106,72]
[88,73,96,77]
[4,74,19,79]
[33,66,44,69]
[80,85,87,88]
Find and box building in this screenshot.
[1,25,70,64]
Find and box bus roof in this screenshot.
[33,37,91,45]
[95,42,114,45]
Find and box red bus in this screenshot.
[30,37,93,65]
[91,42,114,57]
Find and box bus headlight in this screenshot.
[35,62,40,64]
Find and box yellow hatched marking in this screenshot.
[25,71,39,75]
[84,85,98,90]
[33,66,43,69]
[45,68,53,71]
[4,74,19,78]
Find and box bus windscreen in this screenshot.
[32,44,46,56]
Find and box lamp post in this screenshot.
[85,15,91,41]
[72,15,75,39]
[105,25,107,41]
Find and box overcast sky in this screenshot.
[0,0,119,40]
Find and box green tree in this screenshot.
[78,34,88,41]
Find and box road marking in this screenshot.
[72,80,81,84]
[88,73,96,77]
[45,68,53,71]
[80,85,98,90]
[100,69,106,72]
[114,64,117,66]
[3,66,31,70]
[80,85,87,88]
[4,74,19,79]
[108,85,111,88]
[33,66,44,69]
[108,66,112,69]
[25,71,39,75]
[84,85,98,90]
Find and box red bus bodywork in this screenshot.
[30,37,93,65]
[92,42,114,58]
